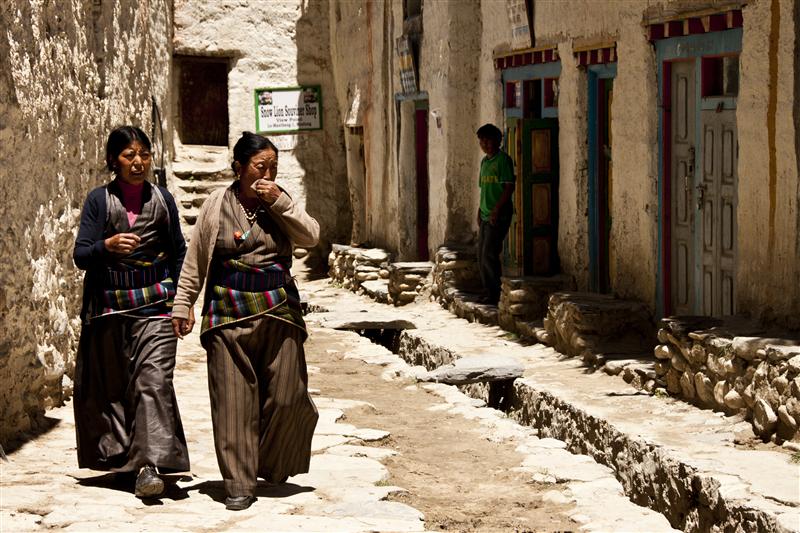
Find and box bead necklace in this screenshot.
[234,186,262,224]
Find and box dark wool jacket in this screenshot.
[73,179,186,323]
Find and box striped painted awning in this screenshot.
[494,46,559,70]
[574,42,617,66]
[647,8,743,41]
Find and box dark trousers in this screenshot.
[477,217,511,303]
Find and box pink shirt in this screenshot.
[118,180,144,227]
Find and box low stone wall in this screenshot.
[388,262,432,306]
[430,246,481,304]
[657,317,800,443]
[328,244,391,291]
[328,244,433,305]
[428,246,499,324]
[498,276,574,338]
[544,292,656,365]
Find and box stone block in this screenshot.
[753,398,777,438]
[767,344,800,362]
[723,389,745,410]
[713,380,729,407]
[666,369,682,394]
[680,371,696,399]
[694,372,714,405]
[654,344,672,360]
[671,351,689,373]
[420,355,524,385]
[773,375,789,396]
[777,406,797,436]
[689,344,707,366]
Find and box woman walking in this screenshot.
[171,132,319,511]
[73,126,190,498]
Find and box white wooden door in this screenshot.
[700,109,737,316]
[670,61,696,315]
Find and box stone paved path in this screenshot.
[1,279,679,532]
[0,311,426,533]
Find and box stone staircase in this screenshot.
[170,145,233,238]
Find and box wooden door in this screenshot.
[522,118,559,275]
[503,118,524,275]
[175,56,229,146]
[700,109,737,315]
[597,79,613,292]
[670,61,697,315]
[414,106,429,261]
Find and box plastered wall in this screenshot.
[329,0,515,260]
[533,0,662,305]
[0,0,172,444]
[173,0,350,249]
[736,0,800,328]
[533,0,800,323]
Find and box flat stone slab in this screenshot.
[391,261,434,273]
[313,311,416,331]
[419,355,524,384]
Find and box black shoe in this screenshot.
[134,465,164,498]
[225,495,256,511]
[264,472,289,484]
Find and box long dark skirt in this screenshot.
[74,314,190,473]
[200,316,318,497]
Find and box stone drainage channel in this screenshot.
[340,323,794,533]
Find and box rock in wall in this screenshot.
[0,0,172,445]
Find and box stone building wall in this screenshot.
[173,0,351,249]
[533,0,800,325]
[0,0,172,444]
[533,0,664,303]
[328,0,516,259]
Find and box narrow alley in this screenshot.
[0,277,675,533]
[2,1,800,532]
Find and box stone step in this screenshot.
[174,178,231,195]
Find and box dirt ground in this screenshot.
[305,327,577,533]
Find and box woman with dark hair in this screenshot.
[73,125,190,498]
[172,131,319,511]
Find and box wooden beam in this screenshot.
[643,2,748,25]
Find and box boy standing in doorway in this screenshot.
[476,124,515,305]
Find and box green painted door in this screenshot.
[521,118,559,275]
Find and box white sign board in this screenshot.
[254,86,322,134]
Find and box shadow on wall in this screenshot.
[294,0,351,272]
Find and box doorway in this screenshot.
[659,32,740,317]
[414,101,430,261]
[499,57,561,276]
[588,65,615,293]
[174,55,229,146]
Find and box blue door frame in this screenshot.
[501,62,562,274]
[588,63,617,293]
[655,29,742,317]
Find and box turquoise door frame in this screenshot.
[501,61,562,272]
[655,29,742,318]
[588,63,617,293]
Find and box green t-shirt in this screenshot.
[479,151,515,220]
